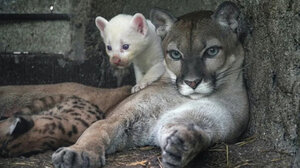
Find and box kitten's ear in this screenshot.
[130,13,148,36]
[95,16,108,38]
[150,8,176,38]
[212,1,248,42]
[9,116,34,137]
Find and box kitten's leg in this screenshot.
[133,64,143,83]
[131,62,165,93]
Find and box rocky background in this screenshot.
[0,0,299,167]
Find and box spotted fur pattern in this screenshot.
[0,96,104,157]
[15,94,68,115]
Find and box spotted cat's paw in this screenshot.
[161,124,205,168]
[52,146,105,168]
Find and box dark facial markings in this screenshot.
[164,15,227,94]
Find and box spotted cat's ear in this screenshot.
[95,16,108,38]
[130,13,148,36]
[212,1,248,43]
[9,116,34,137]
[150,8,177,38]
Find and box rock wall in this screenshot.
[0,0,72,55]
[240,0,299,166]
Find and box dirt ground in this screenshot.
[0,135,294,168]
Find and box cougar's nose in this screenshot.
[184,79,202,89]
[111,56,121,65]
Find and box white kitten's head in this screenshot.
[95,13,151,69]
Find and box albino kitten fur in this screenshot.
[95,13,165,93]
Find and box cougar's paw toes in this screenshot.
[52,147,105,168]
[161,124,202,168]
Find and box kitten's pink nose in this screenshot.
[112,56,121,65]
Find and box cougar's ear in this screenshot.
[95,16,108,38]
[130,13,148,36]
[212,1,240,30]
[212,1,248,43]
[150,8,177,38]
[9,116,34,137]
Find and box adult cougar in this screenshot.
[52,2,249,167]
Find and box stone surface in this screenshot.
[0,0,71,54]
[0,21,71,54]
[0,0,90,61]
[239,1,299,166]
[0,0,70,13]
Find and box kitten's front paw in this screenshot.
[161,124,205,168]
[52,146,105,168]
[131,82,152,93]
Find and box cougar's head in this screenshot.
[151,2,247,99]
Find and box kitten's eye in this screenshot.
[205,46,220,58]
[122,44,130,50]
[168,50,182,60]
[107,45,112,51]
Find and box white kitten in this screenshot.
[95,13,165,93]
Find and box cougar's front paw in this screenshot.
[161,124,204,168]
[52,146,105,168]
[131,82,152,93]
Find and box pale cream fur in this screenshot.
[95,14,165,93]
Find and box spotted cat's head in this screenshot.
[151,2,247,99]
[95,13,153,69]
[0,116,34,157]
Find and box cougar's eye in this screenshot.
[107,45,112,51]
[205,46,220,58]
[122,44,130,50]
[168,50,182,60]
